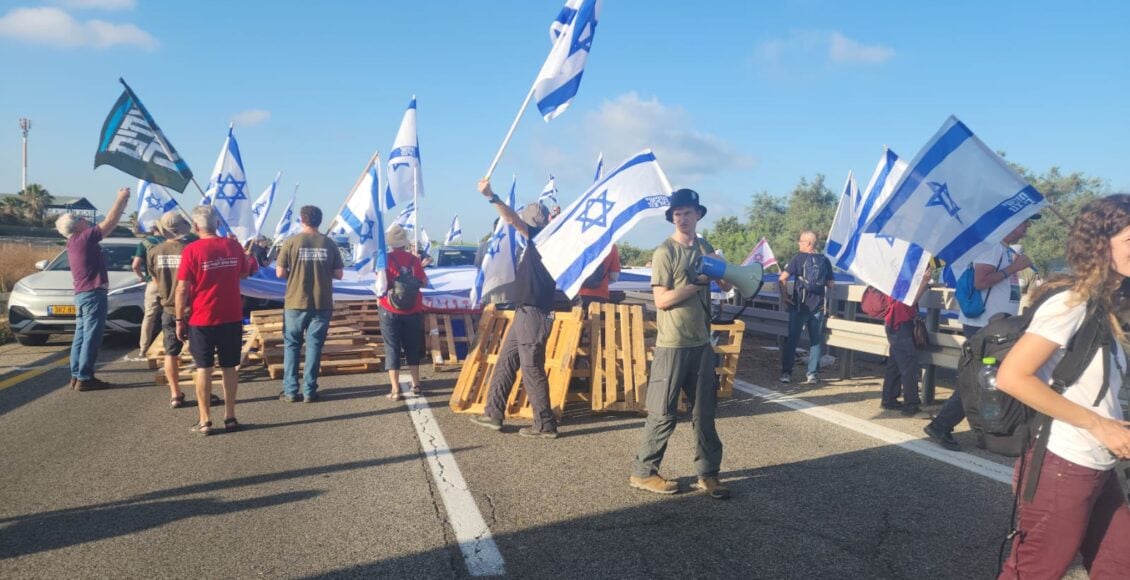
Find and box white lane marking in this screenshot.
[399,379,506,576]
[733,379,1013,485]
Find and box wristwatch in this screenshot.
[487,194,502,205]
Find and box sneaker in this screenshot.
[629,474,678,495]
[518,426,559,439]
[880,401,903,411]
[279,392,303,403]
[923,423,962,451]
[900,404,921,417]
[805,374,819,385]
[779,373,791,384]
[693,476,731,500]
[469,415,503,431]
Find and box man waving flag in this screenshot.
[864,116,1044,271]
[535,150,672,298]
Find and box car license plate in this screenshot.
[49,305,76,317]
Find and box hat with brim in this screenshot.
[665,188,708,223]
[517,203,550,229]
[386,224,410,249]
[156,211,191,238]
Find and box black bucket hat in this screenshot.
[665,188,707,223]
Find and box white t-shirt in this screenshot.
[1028,291,1126,471]
[958,244,1021,328]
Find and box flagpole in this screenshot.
[325,150,379,235]
[413,164,420,251]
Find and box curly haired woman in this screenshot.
[997,194,1130,579]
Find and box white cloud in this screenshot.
[752,30,893,72]
[233,109,271,127]
[53,0,137,10]
[828,31,894,64]
[0,7,157,50]
[577,92,755,183]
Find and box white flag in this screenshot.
[535,150,673,298]
[865,116,1044,271]
[837,148,931,304]
[825,171,858,262]
[203,125,255,243]
[135,179,182,234]
[251,171,280,238]
[393,202,416,231]
[593,151,603,182]
[533,0,601,121]
[385,97,423,209]
[444,215,462,245]
[539,175,559,206]
[471,177,520,307]
[331,154,382,272]
[742,237,777,269]
[420,228,432,256]
[273,190,298,243]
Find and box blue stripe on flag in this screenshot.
[866,121,973,235]
[536,72,585,118]
[553,151,657,227]
[826,241,842,257]
[99,99,131,151]
[934,185,1044,265]
[556,194,669,292]
[890,244,925,302]
[339,207,364,234]
[836,153,898,271]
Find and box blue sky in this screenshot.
[1,0,1127,247]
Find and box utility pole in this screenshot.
[18,118,31,192]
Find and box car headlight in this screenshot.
[12,280,35,296]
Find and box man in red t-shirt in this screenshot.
[378,224,428,401]
[175,206,258,435]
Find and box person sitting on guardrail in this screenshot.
[146,211,204,409]
[275,206,344,404]
[778,230,835,385]
[56,186,131,392]
[630,188,733,499]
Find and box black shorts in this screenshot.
[161,312,183,356]
[189,321,242,369]
[380,309,424,371]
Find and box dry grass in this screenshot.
[0,242,60,293]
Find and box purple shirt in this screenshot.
[67,227,108,294]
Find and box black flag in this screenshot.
[94,78,193,193]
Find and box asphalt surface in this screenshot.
[0,334,1097,579]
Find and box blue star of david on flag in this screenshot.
[145,193,164,210]
[358,218,375,244]
[875,233,897,247]
[252,200,268,217]
[925,181,963,224]
[574,189,614,233]
[212,173,248,208]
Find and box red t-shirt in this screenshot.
[378,249,428,314]
[578,244,622,299]
[177,236,257,326]
[885,300,918,332]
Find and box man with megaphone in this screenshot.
[630,188,737,500]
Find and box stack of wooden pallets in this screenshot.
[246,306,383,379]
[448,305,585,420]
[144,327,261,385]
[425,312,479,372]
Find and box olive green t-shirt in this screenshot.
[652,236,714,348]
[148,237,194,310]
[277,233,344,311]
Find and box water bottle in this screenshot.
[978,357,1003,432]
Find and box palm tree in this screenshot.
[0,195,28,221]
[19,184,53,223]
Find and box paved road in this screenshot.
[0,335,1092,579]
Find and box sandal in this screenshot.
[191,421,213,436]
[170,394,186,409]
[387,392,402,401]
[223,418,240,433]
[411,385,421,395]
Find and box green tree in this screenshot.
[19,184,52,223]
[616,242,651,267]
[745,191,788,260]
[1008,165,1106,273]
[700,215,755,262]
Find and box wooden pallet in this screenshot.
[426,312,479,371]
[449,305,584,420]
[588,303,650,413]
[146,330,261,385]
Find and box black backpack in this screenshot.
[387,253,422,311]
[955,286,1113,501]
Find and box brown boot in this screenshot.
[694,476,731,500]
[629,474,678,495]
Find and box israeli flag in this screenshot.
[374,199,389,297]
[203,125,255,243]
[593,152,603,182]
[535,150,673,298]
[865,116,1044,272]
[835,148,931,304]
[539,175,559,206]
[393,202,416,231]
[420,228,432,257]
[333,155,382,271]
[273,193,297,243]
[444,215,462,245]
[533,0,601,121]
[385,97,423,209]
[471,176,520,306]
[825,171,858,261]
[251,171,280,238]
[135,179,181,234]
[742,237,778,269]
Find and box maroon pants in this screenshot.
[1000,450,1130,579]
